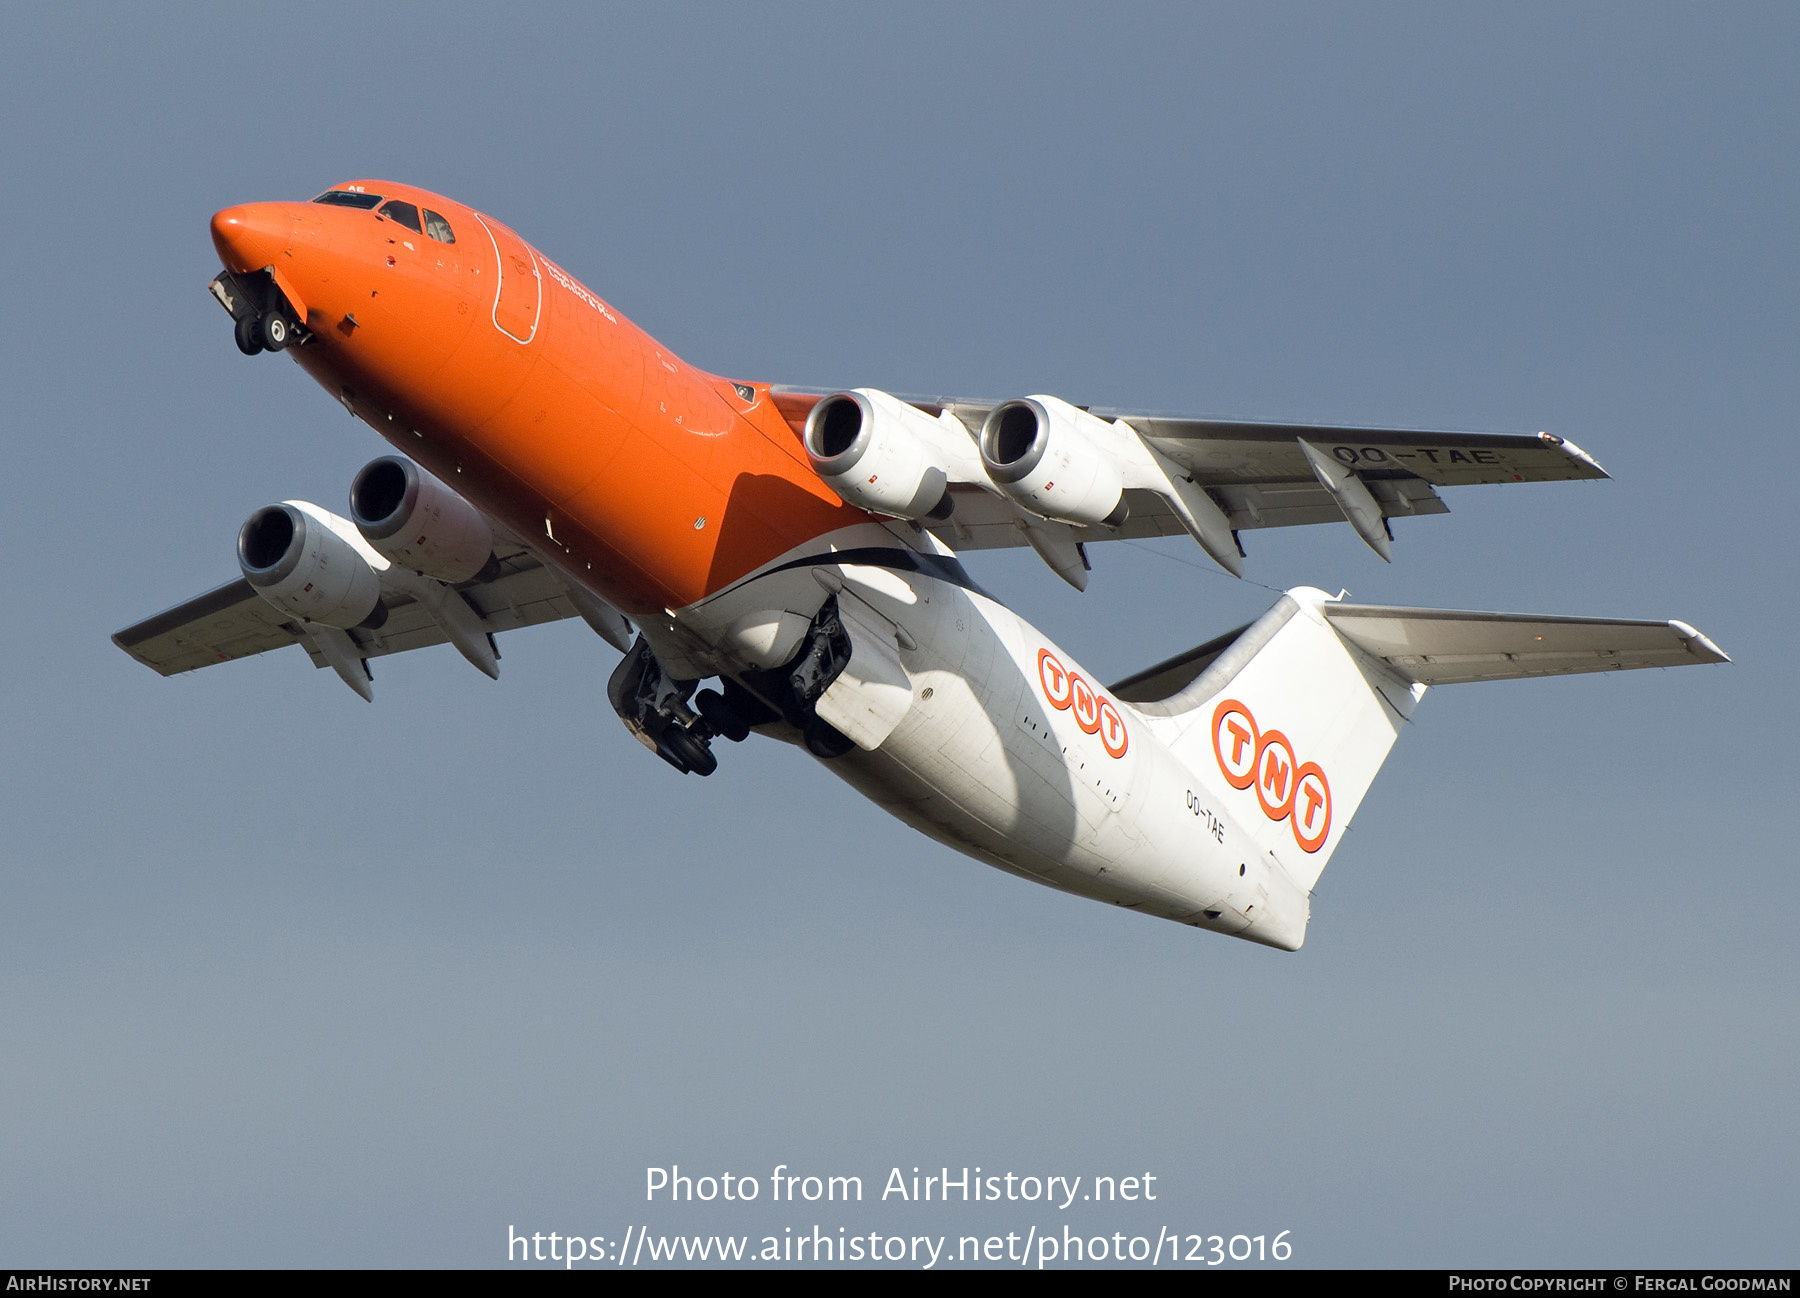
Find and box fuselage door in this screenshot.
[473,212,541,344]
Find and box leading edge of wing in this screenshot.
[113,577,302,676]
[1324,602,1729,685]
[766,385,1609,484]
[113,542,587,681]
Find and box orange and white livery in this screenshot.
[115,181,1729,949]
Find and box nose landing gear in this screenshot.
[211,269,305,357]
[234,314,264,356]
[259,310,293,352]
[234,307,295,355]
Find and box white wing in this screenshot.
[769,386,1606,580]
[114,537,586,680]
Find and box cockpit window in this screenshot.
[378,200,423,233]
[312,190,383,210]
[422,209,456,244]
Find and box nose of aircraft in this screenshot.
[211,204,290,273]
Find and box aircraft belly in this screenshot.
[850,584,1240,921]
[667,530,1276,932]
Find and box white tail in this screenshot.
[1119,587,1728,896]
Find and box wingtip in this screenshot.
[1669,620,1731,664]
[1542,432,1609,479]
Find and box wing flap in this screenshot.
[769,385,1570,576]
[114,542,588,679]
[346,549,578,661]
[113,579,306,676]
[1129,420,1607,487]
[771,389,1605,485]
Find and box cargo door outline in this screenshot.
[474,212,542,344]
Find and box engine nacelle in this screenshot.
[349,456,493,584]
[238,501,386,629]
[803,389,954,521]
[979,395,1128,528]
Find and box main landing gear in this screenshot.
[736,594,856,761]
[607,639,759,778]
[606,595,861,776]
[782,596,855,759]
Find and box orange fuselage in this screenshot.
[212,180,858,615]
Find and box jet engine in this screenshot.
[979,395,1129,528]
[349,456,494,583]
[803,388,954,521]
[238,501,385,629]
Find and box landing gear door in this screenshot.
[209,271,255,323]
[815,599,913,752]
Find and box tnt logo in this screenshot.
[1036,649,1128,759]
[1210,698,1332,853]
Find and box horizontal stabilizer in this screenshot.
[1322,604,1729,685]
[1131,587,1727,901]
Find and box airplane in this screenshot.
[113,180,1729,950]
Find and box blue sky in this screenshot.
[1,1,1794,1267]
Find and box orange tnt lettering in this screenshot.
[1253,729,1297,821]
[1037,649,1072,709]
[1071,677,1100,733]
[1291,763,1332,853]
[1211,699,1260,790]
[1261,750,1290,800]
[1099,699,1130,758]
[1036,648,1127,758]
[1214,704,1332,849]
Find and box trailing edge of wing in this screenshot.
[768,386,1605,573]
[114,578,300,676]
[113,542,584,679]
[1322,603,1730,685]
[768,387,1608,489]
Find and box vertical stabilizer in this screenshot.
[1142,587,1424,893]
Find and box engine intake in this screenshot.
[979,396,1128,528]
[350,456,493,583]
[238,501,385,629]
[804,389,954,521]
